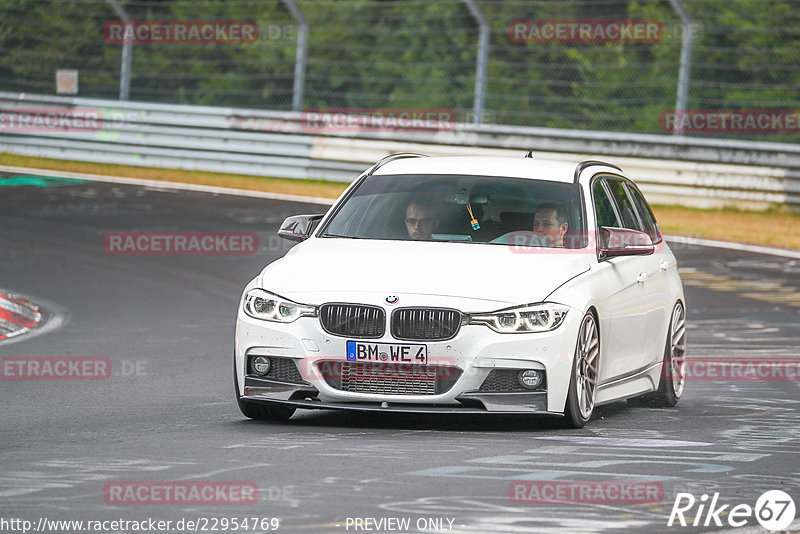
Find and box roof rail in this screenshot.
[573,160,623,183]
[367,152,429,176]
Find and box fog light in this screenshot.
[251,356,271,376]
[518,369,543,390]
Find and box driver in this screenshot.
[405,199,440,240]
[533,202,569,247]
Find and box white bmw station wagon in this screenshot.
[234,154,687,427]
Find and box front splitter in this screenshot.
[242,386,552,415]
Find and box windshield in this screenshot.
[320,174,586,248]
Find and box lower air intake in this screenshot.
[320,361,462,396]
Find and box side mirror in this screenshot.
[278,214,324,242]
[599,227,654,259]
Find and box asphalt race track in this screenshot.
[1,174,799,534]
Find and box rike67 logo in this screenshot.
[668,490,795,530]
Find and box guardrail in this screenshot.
[1,92,799,208]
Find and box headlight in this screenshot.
[243,289,317,323]
[469,303,569,333]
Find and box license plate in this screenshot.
[346,341,428,365]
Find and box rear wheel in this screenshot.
[233,355,296,421]
[562,311,600,428]
[641,302,686,407]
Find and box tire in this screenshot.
[639,301,686,407]
[233,355,296,421]
[562,311,600,428]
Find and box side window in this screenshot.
[592,180,620,228]
[626,185,662,243]
[605,179,641,231]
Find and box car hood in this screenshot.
[260,238,591,308]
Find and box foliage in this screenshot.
[1,0,798,140]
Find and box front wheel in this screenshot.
[562,311,600,428]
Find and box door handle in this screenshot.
[637,272,648,284]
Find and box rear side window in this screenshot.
[605,179,641,231]
[626,185,662,243]
[592,180,619,228]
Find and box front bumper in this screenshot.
[235,297,582,415]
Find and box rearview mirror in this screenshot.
[599,227,654,259]
[448,191,489,205]
[278,214,324,242]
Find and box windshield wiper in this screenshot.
[321,233,364,239]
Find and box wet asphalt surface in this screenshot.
[1,174,799,534]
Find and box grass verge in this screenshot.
[2,153,798,251]
[0,154,348,199]
[652,205,800,251]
